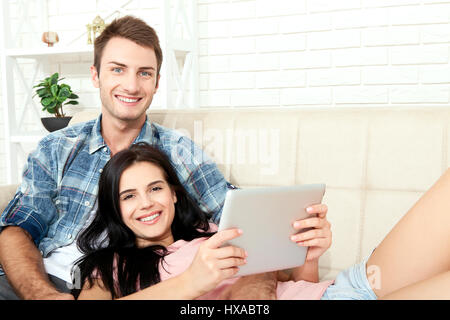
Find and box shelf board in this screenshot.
[5,46,93,59]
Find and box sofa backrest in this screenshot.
[71,106,450,280]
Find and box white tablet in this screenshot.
[218,184,326,277]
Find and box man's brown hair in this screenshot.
[94,15,163,83]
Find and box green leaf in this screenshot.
[41,97,54,107]
[47,100,58,110]
[50,84,59,97]
[33,82,46,88]
[59,87,71,98]
[57,96,68,103]
[69,93,79,99]
[46,107,56,114]
[64,100,79,105]
[36,88,49,97]
[50,73,59,85]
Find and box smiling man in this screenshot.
[0,16,233,300]
[0,16,330,300]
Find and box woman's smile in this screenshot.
[137,210,162,225]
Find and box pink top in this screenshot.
[159,224,333,300]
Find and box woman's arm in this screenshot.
[291,259,319,283]
[78,229,247,300]
[287,204,331,283]
[77,272,201,300]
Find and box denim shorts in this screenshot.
[321,254,378,300]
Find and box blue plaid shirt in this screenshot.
[0,115,231,275]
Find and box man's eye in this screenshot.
[113,68,123,73]
[140,71,152,77]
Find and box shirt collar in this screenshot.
[88,114,106,154]
[133,115,155,145]
[88,114,155,154]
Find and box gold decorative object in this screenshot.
[42,31,59,47]
[87,24,93,45]
[87,15,107,45]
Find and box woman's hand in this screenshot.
[290,204,332,261]
[184,228,247,297]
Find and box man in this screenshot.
[0,16,330,300]
[0,16,231,300]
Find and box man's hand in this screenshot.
[217,271,278,300]
[28,289,74,300]
[291,204,332,261]
[0,226,73,300]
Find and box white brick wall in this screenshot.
[1,0,450,185]
[198,0,450,108]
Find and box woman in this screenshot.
[74,142,332,299]
[75,142,450,299]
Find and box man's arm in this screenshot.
[0,226,73,300]
[169,135,229,222]
[0,137,71,299]
[218,272,278,300]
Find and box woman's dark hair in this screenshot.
[73,142,215,298]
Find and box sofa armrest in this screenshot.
[0,184,19,214]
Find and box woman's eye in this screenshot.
[122,194,134,201]
[151,186,162,192]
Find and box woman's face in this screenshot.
[118,161,177,248]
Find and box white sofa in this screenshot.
[1,106,449,281]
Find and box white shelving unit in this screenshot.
[0,0,199,184]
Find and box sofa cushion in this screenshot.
[67,107,450,280]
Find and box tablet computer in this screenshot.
[218,184,326,277]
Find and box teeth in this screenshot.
[139,213,160,222]
[117,96,139,103]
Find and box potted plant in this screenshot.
[33,72,79,132]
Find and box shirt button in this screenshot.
[67,234,72,239]
[103,147,108,153]
[85,201,90,206]
[99,168,103,173]
[55,200,60,204]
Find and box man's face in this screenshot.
[91,37,160,124]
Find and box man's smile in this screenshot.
[115,95,142,104]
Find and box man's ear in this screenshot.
[91,65,100,88]
[155,74,161,91]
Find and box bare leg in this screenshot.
[381,270,450,300]
[366,169,450,298]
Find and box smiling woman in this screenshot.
[73,142,220,299]
[74,142,334,301]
